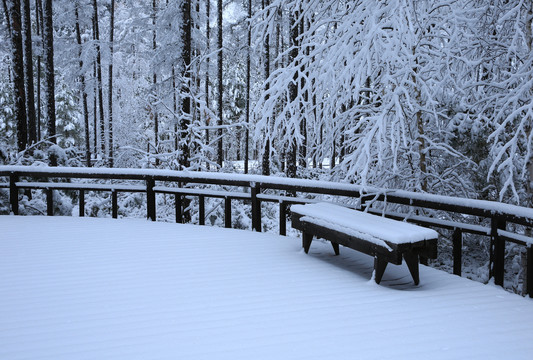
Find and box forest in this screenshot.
[1,0,533,207]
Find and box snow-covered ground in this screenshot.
[1,216,532,360]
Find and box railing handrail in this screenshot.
[2,165,533,225]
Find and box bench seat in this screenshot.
[291,203,438,284]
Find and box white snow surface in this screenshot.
[1,216,532,360]
[293,203,438,244]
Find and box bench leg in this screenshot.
[374,257,388,284]
[403,251,420,285]
[331,242,340,255]
[302,232,313,254]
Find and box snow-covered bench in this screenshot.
[291,203,439,285]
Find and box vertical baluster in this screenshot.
[526,244,533,298]
[199,195,205,225]
[279,200,286,236]
[175,194,182,223]
[251,184,261,232]
[9,173,19,215]
[79,189,85,217]
[225,197,232,228]
[146,177,156,221]
[112,190,118,219]
[452,228,462,276]
[46,188,53,216]
[491,217,506,287]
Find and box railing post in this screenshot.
[46,188,53,216]
[251,184,261,232]
[112,190,118,219]
[175,194,182,223]
[527,245,533,298]
[79,190,85,217]
[491,216,506,287]
[452,228,462,276]
[279,200,286,236]
[146,177,156,221]
[225,197,232,228]
[199,195,205,225]
[9,173,19,215]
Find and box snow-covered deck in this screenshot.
[1,216,532,359]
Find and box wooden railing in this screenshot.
[1,165,532,297]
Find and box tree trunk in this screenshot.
[75,3,90,167]
[216,0,223,167]
[7,0,28,153]
[152,0,159,166]
[43,0,55,165]
[92,0,105,161]
[205,0,210,168]
[21,0,35,145]
[261,0,270,176]
[298,12,307,169]
[93,61,97,155]
[244,0,251,174]
[286,8,299,179]
[108,0,115,167]
[179,0,191,169]
[412,54,427,192]
[35,0,42,141]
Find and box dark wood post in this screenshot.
[526,244,533,298]
[225,197,232,228]
[9,173,19,215]
[146,177,156,221]
[279,200,286,236]
[175,194,182,223]
[46,188,53,216]
[199,195,205,225]
[452,228,462,276]
[491,216,506,287]
[79,189,85,217]
[111,190,118,219]
[251,184,261,232]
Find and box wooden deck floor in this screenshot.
[1,216,532,359]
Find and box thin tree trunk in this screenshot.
[152,0,159,166]
[21,0,35,145]
[179,0,191,169]
[205,0,210,167]
[412,54,427,192]
[43,0,55,165]
[7,0,27,153]
[35,0,42,141]
[261,0,270,176]
[92,0,105,160]
[216,0,223,167]
[75,3,90,167]
[244,0,251,174]
[299,12,307,169]
[525,1,533,209]
[108,0,114,167]
[173,66,178,151]
[93,61,97,155]
[286,8,299,179]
